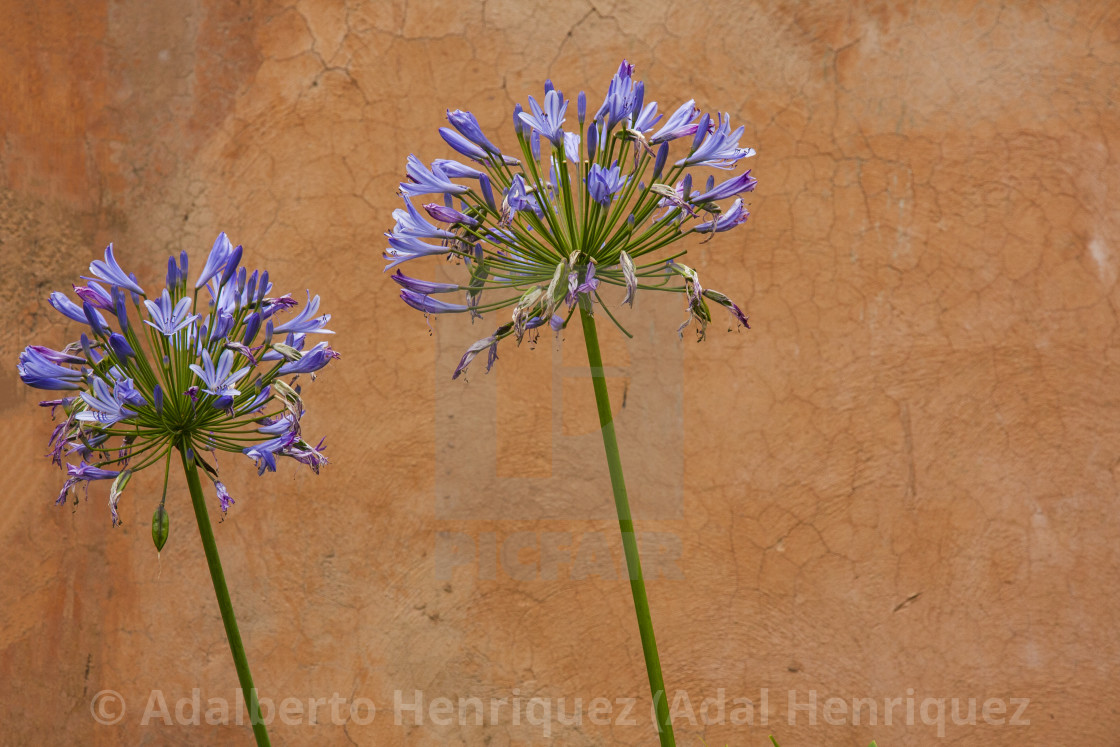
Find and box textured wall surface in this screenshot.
[2,1,1119,744]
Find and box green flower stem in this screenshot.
[180,446,271,747]
[578,301,675,746]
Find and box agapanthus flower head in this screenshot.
[385,61,756,378]
[20,235,339,523]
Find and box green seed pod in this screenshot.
[152,505,169,552]
[270,343,302,361]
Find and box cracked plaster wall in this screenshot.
[1,1,1119,744]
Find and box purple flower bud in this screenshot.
[167,255,179,289]
[80,333,96,362]
[544,79,554,95]
[423,203,478,227]
[632,81,644,120]
[578,91,586,123]
[513,103,524,136]
[108,333,135,360]
[691,112,710,151]
[154,385,164,415]
[446,109,501,156]
[83,301,106,337]
[258,271,269,304]
[114,288,129,331]
[440,127,489,162]
[219,244,243,288]
[653,142,668,179]
[479,174,496,210]
[587,122,597,161]
[246,270,258,303]
[209,311,234,343]
[243,312,261,345]
[74,283,114,310]
[531,130,540,161]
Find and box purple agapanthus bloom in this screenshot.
[21,235,339,522]
[213,481,235,514]
[386,60,756,373]
[587,163,629,206]
[144,289,200,336]
[76,377,138,426]
[196,232,234,289]
[677,112,756,169]
[278,342,340,376]
[595,60,638,128]
[695,198,750,233]
[519,89,568,146]
[502,174,541,220]
[57,461,120,506]
[383,234,452,269]
[446,110,502,156]
[86,245,144,296]
[74,282,114,310]
[50,292,107,327]
[424,203,479,227]
[432,159,485,180]
[439,127,489,162]
[566,262,600,306]
[393,199,457,240]
[692,170,757,203]
[17,347,85,390]
[391,270,460,294]
[272,291,333,335]
[649,99,701,144]
[189,348,250,398]
[400,289,469,315]
[401,155,470,197]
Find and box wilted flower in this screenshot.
[385,60,756,378]
[19,235,339,524]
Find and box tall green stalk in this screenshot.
[578,300,676,746]
[180,447,271,746]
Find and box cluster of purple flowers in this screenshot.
[386,61,756,378]
[18,236,338,523]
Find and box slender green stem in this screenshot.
[578,301,675,746]
[179,446,271,746]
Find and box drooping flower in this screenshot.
[649,99,701,144]
[401,155,470,197]
[385,60,756,377]
[695,198,751,233]
[20,235,339,522]
[677,112,756,169]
